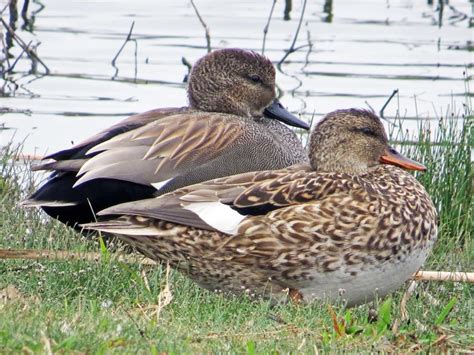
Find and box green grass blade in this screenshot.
[434,297,457,326]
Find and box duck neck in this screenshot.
[310,155,378,175]
[188,90,253,117]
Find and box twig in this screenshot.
[133,34,138,81]
[391,279,418,333]
[290,43,311,52]
[111,21,137,80]
[1,152,43,161]
[123,308,148,339]
[267,313,287,324]
[5,39,31,73]
[400,280,418,320]
[413,271,474,283]
[323,0,333,23]
[302,29,313,71]
[155,262,173,323]
[2,248,473,284]
[283,0,292,20]
[379,89,399,118]
[0,17,49,74]
[437,0,444,28]
[181,56,192,71]
[364,101,376,113]
[181,56,192,82]
[0,32,11,69]
[0,248,157,265]
[431,334,452,347]
[0,2,9,15]
[40,331,53,355]
[190,0,211,53]
[278,0,308,68]
[111,21,135,65]
[262,0,277,55]
[21,0,30,29]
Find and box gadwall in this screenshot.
[84,109,438,306]
[22,48,309,227]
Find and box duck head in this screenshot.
[309,109,426,174]
[187,48,309,129]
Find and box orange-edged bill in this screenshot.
[380,147,426,171]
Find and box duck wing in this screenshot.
[85,164,356,235]
[21,107,189,225]
[33,107,188,172]
[25,108,307,228]
[72,112,245,190]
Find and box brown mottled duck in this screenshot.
[84,109,438,305]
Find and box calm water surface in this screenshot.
[0,0,472,155]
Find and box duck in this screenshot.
[22,48,309,227]
[83,109,438,305]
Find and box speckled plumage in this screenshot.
[21,48,308,227]
[84,109,438,305]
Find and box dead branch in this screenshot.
[0,30,11,70]
[413,271,474,283]
[278,0,308,68]
[0,17,49,74]
[380,89,399,118]
[112,20,135,65]
[0,248,157,265]
[0,152,43,161]
[262,0,277,55]
[0,2,9,15]
[20,0,30,29]
[302,29,313,71]
[391,280,418,333]
[190,0,211,53]
[1,248,473,284]
[111,20,137,80]
[181,56,192,82]
[4,39,30,74]
[284,0,292,20]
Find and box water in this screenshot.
[0,0,472,156]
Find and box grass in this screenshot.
[0,107,472,352]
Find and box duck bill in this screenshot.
[380,147,426,171]
[263,99,310,130]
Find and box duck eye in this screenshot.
[358,127,376,136]
[249,74,262,84]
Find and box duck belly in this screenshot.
[297,247,431,306]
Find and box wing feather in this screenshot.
[94,164,318,235]
[71,113,244,187]
[31,159,87,172]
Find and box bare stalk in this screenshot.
[4,39,31,74]
[413,271,474,283]
[278,0,308,68]
[0,248,157,265]
[0,2,10,15]
[262,0,277,55]
[0,16,49,73]
[111,21,137,80]
[190,0,211,53]
[379,89,399,119]
[1,248,473,283]
[284,0,292,20]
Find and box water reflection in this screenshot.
[0,0,472,155]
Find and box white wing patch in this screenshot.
[151,178,173,192]
[183,201,247,235]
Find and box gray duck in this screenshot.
[22,48,309,227]
[84,109,438,306]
